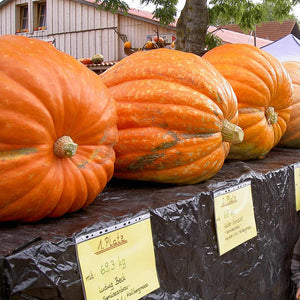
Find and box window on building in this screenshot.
[20,5,28,32]
[37,2,46,29]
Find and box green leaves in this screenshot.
[265,0,293,21]
[94,0,177,25]
[208,0,263,32]
[205,31,222,50]
[209,0,299,32]
[141,0,178,25]
[95,0,130,14]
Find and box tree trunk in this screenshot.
[176,0,208,56]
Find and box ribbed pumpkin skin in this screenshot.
[100,48,240,185]
[278,61,300,148]
[204,44,293,160]
[0,35,118,222]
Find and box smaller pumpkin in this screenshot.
[91,53,104,64]
[278,61,300,148]
[153,36,164,45]
[124,41,132,49]
[144,41,156,49]
[79,57,93,65]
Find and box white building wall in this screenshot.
[46,0,118,60]
[0,0,176,61]
[118,14,176,59]
[0,1,15,35]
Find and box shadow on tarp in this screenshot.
[0,147,300,300]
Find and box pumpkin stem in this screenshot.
[221,119,244,144]
[54,136,78,158]
[266,107,278,125]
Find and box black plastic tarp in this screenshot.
[1,147,300,300]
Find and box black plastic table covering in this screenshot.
[1,147,300,300]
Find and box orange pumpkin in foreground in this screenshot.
[0,35,118,222]
[278,61,300,148]
[101,48,243,185]
[204,44,293,160]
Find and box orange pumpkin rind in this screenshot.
[204,44,293,160]
[0,35,118,222]
[101,48,242,185]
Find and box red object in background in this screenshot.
[79,57,93,65]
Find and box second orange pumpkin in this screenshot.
[101,48,243,185]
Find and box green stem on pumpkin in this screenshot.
[221,119,244,144]
[54,136,78,158]
[266,107,278,125]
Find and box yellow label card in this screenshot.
[75,213,160,300]
[294,164,300,211]
[214,181,257,256]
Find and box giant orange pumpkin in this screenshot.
[278,61,300,148]
[100,48,243,185]
[0,35,118,222]
[204,44,293,160]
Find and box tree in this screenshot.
[176,0,209,55]
[95,0,300,56]
[211,1,298,26]
[260,1,298,21]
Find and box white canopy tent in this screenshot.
[261,34,300,62]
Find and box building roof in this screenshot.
[79,0,177,27]
[208,26,272,48]
[221,20,300,41]
[0,0,272,47]
[127,8,177,27]
[0,0,177,27]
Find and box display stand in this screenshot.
[1,147,300,300]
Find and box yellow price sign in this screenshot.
[214,181,257,256]
[294,163,300,211]
[75,213,160,300]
